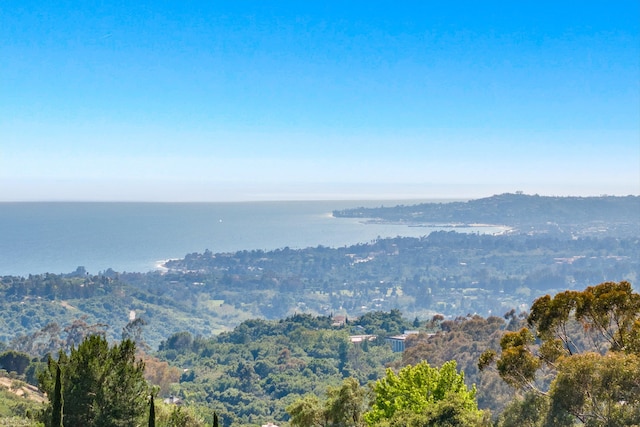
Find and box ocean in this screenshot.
[0,200,505,277]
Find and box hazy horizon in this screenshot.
[2,184,638,204]
[2,2,639,202]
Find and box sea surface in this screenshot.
[0,200,506,277]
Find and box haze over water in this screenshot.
[0,200,508,277]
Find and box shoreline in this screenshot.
[155,258,179,272]
[361,219,512,230]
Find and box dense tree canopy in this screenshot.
[480,281,640,426]
[365,360,488,426]
[0,351,32,376]
[39,335,149,427]
[154,313,399,425]
[401,314,518,414]
[287,378,368,427]
[548,352,640,426]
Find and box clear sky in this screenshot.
[2,1,639,201]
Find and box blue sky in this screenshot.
[1,1,639,201]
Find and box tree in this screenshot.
[403,314,516,415]
[165,406,203,427]
[373,393,492,427]
[51,364,62,427]
[288,394,325,427]
[148,395,155,427]
[546,352,640,426]
[355,309,410,336]
[481,328,541,391]
[122,317,149,352]
[325,377,367,427]
[527,281,640,358]
[412,317,421,328]
[480,281,640,426]
[0,350,32,375]
[141,354,181,397]
[287,378,367,427]
[9,322,63,357]
[40,335,149,427]
[62,317,108,351]
[364,360,487,426]
[495,392,551,427]
[151,402,204,427]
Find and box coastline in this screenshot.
[360,219,513,233]
[155,259,177,273]
[1,200,522,277]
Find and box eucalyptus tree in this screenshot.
[480,281,640,426]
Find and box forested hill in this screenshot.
[333,193,640,236]
[1,193,638,352]
[3,230,637,351]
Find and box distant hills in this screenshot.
[1,193,638,351]
[333,193,640,237]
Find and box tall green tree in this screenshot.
[148,395,155,427]
[364,360,487,426]
[51,363,62,427]
[480,281,640,426]
[40,335,149,427]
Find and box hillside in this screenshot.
[333,193,640,237]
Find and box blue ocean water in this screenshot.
[0,200,505,276]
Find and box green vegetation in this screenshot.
[148,394,155,427]
[481,281,640,426]
[153,313,401,425]
[365,360,488,426]
[0,375,44,427]
[0,281,637,426]
[50,365,60,427]
[400,314,519,415]
[39,336,148,427]
[0,195,638,425]
[1,195,637,353]
[287,378,367,427]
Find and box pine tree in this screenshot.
[39,335,148,427]
[213,411,219,427]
